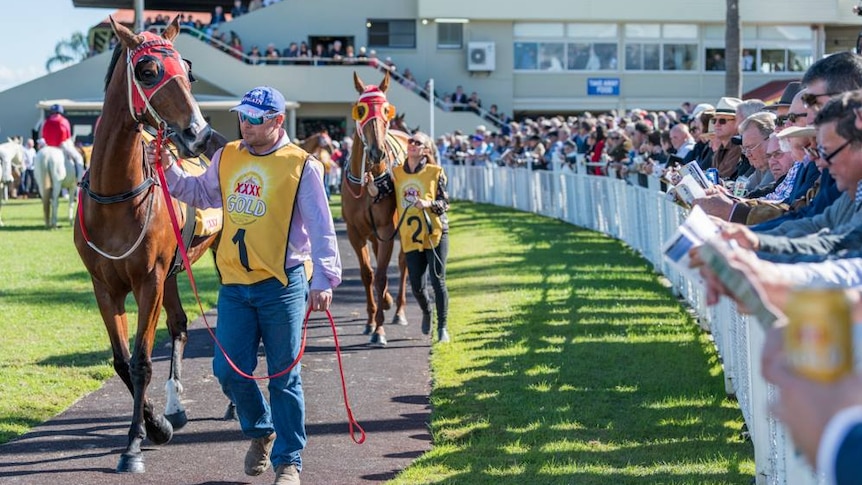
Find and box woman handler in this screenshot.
[365,131,451,342]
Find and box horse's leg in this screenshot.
[348,229,376,335]
[41,189,51,228]
[115,279,173,473]
[370,238,395,346]
[161,275,189,430]
[67,182,77,224]
[371,238,394,312]
[50,182,61,228]
[392,249,409,326]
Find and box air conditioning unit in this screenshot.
[467,42,495,72]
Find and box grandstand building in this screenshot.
[1,0,860,142]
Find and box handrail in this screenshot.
[143,24,506,130]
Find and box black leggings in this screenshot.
[405,233,449,329]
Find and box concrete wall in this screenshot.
[0,54,110,139]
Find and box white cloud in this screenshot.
[0,65,47,93]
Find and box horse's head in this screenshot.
[110,16,212,158]
[352,71,396,170]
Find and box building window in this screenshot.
[514,42,538,69]
[704,24,813,73]
[625,43,660,71]
[367,19,416,48]
[437,22,463,49]
[624,24,698,71]
[567,43,618,70]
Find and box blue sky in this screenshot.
[0,2,116,92]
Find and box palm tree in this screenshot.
[45,32,91,73]
[725,0,742,97]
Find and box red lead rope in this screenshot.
[152,127,365,444]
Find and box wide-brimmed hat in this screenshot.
[777,126,815,139]
[230,86,286,117]
[764,82,802,111]
[713,97,743,117]
[690,103,714,121]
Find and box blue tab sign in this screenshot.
[587,78,620,96]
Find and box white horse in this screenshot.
[33,141,83,228]
[0,138,26,227]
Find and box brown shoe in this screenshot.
[273,463,301,485]
[244,432,276,476]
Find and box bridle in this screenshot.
[126,32,195,126]
[78,32,194,260]
[345,86,405,196]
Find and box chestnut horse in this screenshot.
[73,17,218,473]
[342,71,409,346]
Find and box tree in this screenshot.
[725,0,742,97]
[45,32,90,73]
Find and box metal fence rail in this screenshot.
[447,164,824,485]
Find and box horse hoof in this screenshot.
[392,314,408,326]
[224,402,238,421]
[369,333,387,347]
[117,453,145,474]
[145,414,173,445]
[363,324,373,335]
[165,410,188,430]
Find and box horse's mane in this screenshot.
[105,43,124,92]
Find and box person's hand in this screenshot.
[309,289,332,312]
[764,345,862,467]
[720,222,759,250]
[413,198,430,209]
[692,192,734,220]
[363,172,379,197]
[144,140,176,169]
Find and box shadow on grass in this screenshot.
[426,203,753,485]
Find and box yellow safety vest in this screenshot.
[217,140,309,285]
[392,163,444,252]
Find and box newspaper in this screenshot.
[661,205,719,278]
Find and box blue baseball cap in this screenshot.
[49,104,64,114]
[230,86,285,117]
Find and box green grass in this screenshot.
[0,196,753,483]
[390,203,754,484]
[0,197,219,443]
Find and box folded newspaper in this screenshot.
[662,206,779,328]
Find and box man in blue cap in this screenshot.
[40,103,83,180]
[146,86,342,485]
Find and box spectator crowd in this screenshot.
[431,50,862,485]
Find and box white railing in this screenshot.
[447,163,824,485]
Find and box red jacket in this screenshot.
[41,114,72,147]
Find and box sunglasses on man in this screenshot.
[801,91,840,109]
[238,112,279,125]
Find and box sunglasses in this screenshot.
[408,139,424,147]
[801,91,839,108]
[817,139,852,165]
[781,112,808,124]
[238,112,278,125]
[715,118,731,125]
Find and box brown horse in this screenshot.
[342,71,409,346]
[73,17,218,473]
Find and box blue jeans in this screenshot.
[213,266,308,470]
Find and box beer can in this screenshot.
[783,287,853,382]
[706,168,719,185]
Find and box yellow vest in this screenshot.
[217,141,309,285]
[392,163,444,252]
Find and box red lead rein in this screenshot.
[152,127,365,444]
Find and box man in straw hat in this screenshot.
[709,97,744,180]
